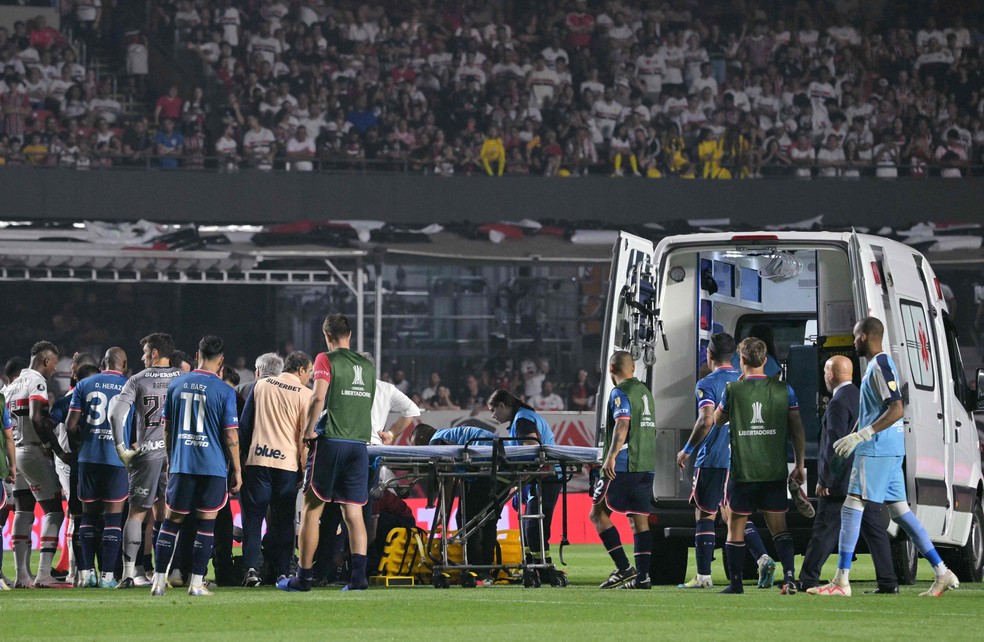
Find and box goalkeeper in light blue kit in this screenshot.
[808,316,958,597]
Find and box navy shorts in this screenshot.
[165,473,228,515]
[592,472,655,515]
[690,467,726,514]
[725,476,788,516]
[77,462,129,503]
[305,438,368,505]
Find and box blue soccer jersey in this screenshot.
[432,426,497,445]
[70,371,128,466]
[694,366,741,469]
[856,353,905,457]
[161,369,239,477]
[508,407,556,445]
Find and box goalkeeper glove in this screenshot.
[116,443,138,467]
[833,426,874,458]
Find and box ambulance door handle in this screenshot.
[937,412,944,420]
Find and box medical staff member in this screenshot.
[487,389,560,584]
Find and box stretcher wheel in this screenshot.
[551,572,569,588]
[644,345,656,366]
[629,343,642,361]
[460,572,477,588]
[523,569,541,588]
[432,572,450,589]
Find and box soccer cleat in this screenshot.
[340,582,368,592]
[99,577,118,589]
[806,581,851,596]
[35,575,73,589]
[116,577,136,589]
[150,580,167,597]
[788,479,816,518]
[276,576,310,593]
[599,566,637,589]
[719,584,744,594]
[616,575,652,590]
[677,575,713,589]
[919,570,959,597]
[188,584,213,597]
[132,574,152,587]
[0,577,10,591]
[779,577,798,595]
[757,555,776,589]
[242,569,262,587]
[167,569,185,588]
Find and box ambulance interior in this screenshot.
[641,243,859,497]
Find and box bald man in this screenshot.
[798,355,897,593]
[66,347,130,588]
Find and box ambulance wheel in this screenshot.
[630,344,642,361]
[891,535,918,586]
[460,572,477,588]
[551,572,569,588]
[945,500,984,583]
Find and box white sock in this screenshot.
[153,572,167,585]
[833,568,850,585]
[123,561,136,580]
[933,562,949,577]
[189,573,204,588]
[697,573,711,582]
[757,554,771,565]
[12,511,33,580]
[37,511,63,577]
[102,571,115,582]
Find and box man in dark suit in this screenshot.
[798,355,898,593]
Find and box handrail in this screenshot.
[3,153,983,177]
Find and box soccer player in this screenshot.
[109,333,183,588]
[151,336,242,597]
[488,388,562,584]
[715,337,806,594]
[588,350,657,590]
[278,314,375,593]
[65,348,129,588]
[808,317,959,597]
[239,351,313,587]
[0,385,15,590]
[49,353,98,587]
[7,341,69,588]
[676,332,776,589]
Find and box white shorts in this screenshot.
[14,445,62,500]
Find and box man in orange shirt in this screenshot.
[238,351,314,586]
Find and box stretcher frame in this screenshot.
[368,439,601,588]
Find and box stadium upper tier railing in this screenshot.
[1,154,981,178]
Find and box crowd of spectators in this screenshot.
[2,1,984,176]
[386,357,597,414]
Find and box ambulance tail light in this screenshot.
[871,261,882,286]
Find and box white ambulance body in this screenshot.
[599,231,984,585]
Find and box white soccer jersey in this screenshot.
[370,380,420,445]
[5,368,49,446]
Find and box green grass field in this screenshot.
[1,546,981,641]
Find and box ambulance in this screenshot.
[598,231,984,585]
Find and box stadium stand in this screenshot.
[0,1,982,175]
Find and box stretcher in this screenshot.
[368,440,601,588]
